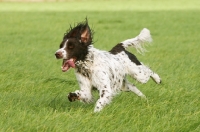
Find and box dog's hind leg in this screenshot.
[150,72,161,84]
[140,64,161,84]
[127,63,161,84]
[122,78,146,98]
[124,50,161,84]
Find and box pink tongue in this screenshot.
[67,60,75,68]
[62,59,75,72]
[62,65,69,72]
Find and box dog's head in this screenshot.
[55,19,93,72]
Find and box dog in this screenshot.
[55,19,161,112]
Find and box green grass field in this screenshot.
[0,0,200,131]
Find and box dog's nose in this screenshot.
[55,52,63,59]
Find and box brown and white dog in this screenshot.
[55,19,161,112]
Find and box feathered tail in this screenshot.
[121,28,152,54]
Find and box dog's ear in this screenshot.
[64,19,93,45]
[80,23,92,45]
[64,25,80,39]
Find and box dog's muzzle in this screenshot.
[55,51,63,59]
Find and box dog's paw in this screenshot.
[151,73,161,84]
[68,92,79,102]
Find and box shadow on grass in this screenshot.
[48,93,94,112]
[44,77,96,112]
[48,94,73,112]
[43,77,77,85]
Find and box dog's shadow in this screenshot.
[44,77,77,85]
[44,78,77,111]
[45,78,97,112]
[48,93,95,112]
[48,94,77,112]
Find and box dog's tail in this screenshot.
[121,28,152,54]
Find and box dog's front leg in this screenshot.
[68,73,93,103]
[94,89,113,112]
[68,89,93,103]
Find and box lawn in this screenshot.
[0,0,200,131]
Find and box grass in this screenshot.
[0,0,200,131]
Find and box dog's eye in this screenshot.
[67,42,74,49]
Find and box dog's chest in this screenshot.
[75,60,93,78]
[75,49,95,78]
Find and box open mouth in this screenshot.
[62,58,76,72]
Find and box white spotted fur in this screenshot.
[70,28,161,112]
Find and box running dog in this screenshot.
[55,19,161,112]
